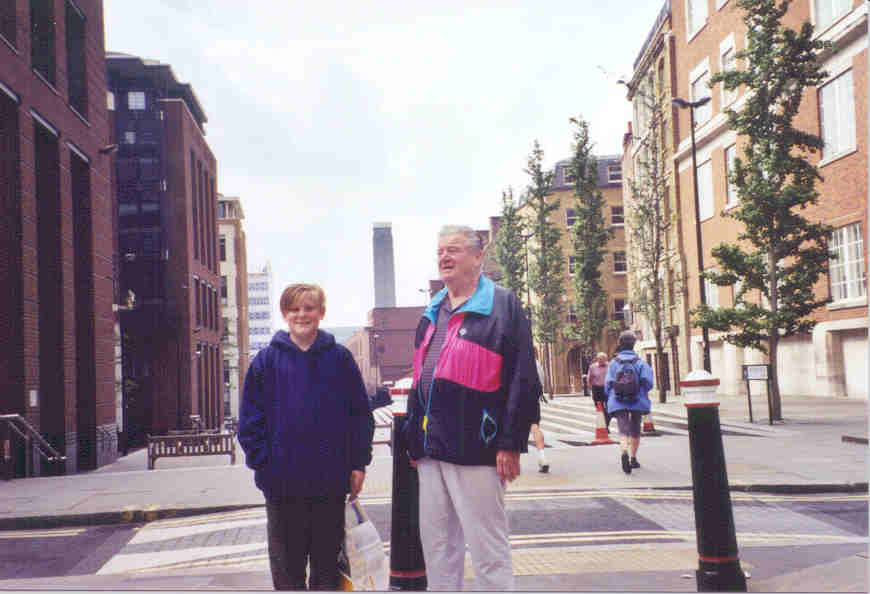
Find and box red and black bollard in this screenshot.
[682,370,747,592]
[389,412,427,590]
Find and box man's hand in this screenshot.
[350,470,366,499]
[496,450,521,484]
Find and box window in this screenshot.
[816,0,852,31]
[566,208,577,228]
[703,269,719,308]
[687,0,708,38]
[219,235,226,261]
[732,279,745,309]
[613,298,626,321]
[562,165,575,186]
[30,0,56,85]
[123,131,136,145]
[107,91,115,111]
[611,205,624,226]
[568,305,577,324]
[568,256,577,275]
[829,223,866,302]
[691,70,712,124]
[720,44,737,106]
[724,145,738,207]
[608,163,622,182]
[614,251,627,274]
[696,160,713,220]
[221,276,228,305]
[0,1,16,45]
[195,282,201,326]
[65,1,87,117]
[819,70,856,161]
[127,91,146,110]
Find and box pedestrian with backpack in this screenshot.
[605,331,654,474]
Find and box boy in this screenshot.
[238,283,372,590]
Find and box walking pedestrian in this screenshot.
[586,352,610,426]
[238,283,372,590]
[604,331,653,475]
[404,225,541,591]
[533,358,549,473]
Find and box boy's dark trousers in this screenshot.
[265,495,346,590]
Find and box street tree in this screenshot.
[494,187,528,307]
[524,140,564,393]
[697,0,833,420]
[625,83,681,403]
[565,116,614,371]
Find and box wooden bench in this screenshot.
[146,432,236,470]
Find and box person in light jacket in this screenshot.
[605,330,653,474]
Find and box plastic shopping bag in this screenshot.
[338,498,389,591]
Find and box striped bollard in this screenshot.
[389,412,426,590]
[681,370,746,591]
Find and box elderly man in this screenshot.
[405,225,541,590]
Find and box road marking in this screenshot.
[0,528,86,539]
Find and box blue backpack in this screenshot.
[612,354,640,403]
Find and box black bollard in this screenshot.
[683,373,747,592]
[389,412,426,590]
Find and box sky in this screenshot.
[104,0,668,328]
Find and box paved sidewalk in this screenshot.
[0,393,866,591]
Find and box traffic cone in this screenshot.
[642,413,659,435]
[590,401,615,445]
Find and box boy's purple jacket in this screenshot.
[238,329,371,499]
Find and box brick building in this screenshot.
[0,0,117,474]
[107,53,223,444]
[346,306,425,394]
[661,0,867,398]
[516,156,628,394]
[622,0,688,398]
[218,194,249,421]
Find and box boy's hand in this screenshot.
[350,470,365,498]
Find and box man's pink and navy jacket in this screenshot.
[405,275,541,466]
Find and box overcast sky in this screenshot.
[104,0,667,328]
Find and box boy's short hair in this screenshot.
[280,283,326,315]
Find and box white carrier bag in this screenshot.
[338,498,388,591]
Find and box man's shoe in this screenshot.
[538,462,549,474]
[630,457,640,469]
[621,452,631,474]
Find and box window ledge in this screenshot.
[32,69,59,96]
[0,33,18,55]
[827,297,867,311]
[687,22,707,44]
[68,104,90,126]
[819,147,858,168]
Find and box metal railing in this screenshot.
[0,414,66,478]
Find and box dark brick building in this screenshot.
[107,53,222,445]
[0,0,117,474]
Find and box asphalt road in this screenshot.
[1,490,865,586]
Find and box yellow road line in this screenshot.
[0,528,85,538]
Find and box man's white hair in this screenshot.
[438,225,483,251]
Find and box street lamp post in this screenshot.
[672,96,712,373]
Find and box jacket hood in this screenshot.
[270,329,336,354]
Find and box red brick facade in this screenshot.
[669,0,867,397]
[0,0,117,473]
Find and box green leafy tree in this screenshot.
[625,83,681,403]
[524,140,564,392]
[494,187,528,305]
[697,0,833,420]
[565,116,614,367]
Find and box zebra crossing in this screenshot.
[371,396,791,451]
